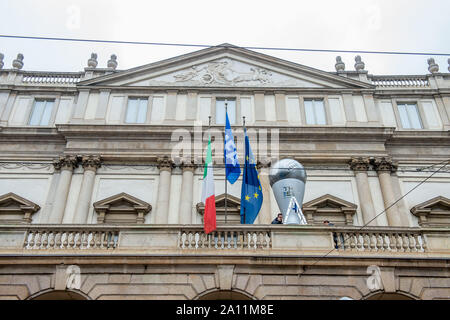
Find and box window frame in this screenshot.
[27,98,57,126]
[124,96,150,124]
[302,97,328,125]
[214,97,237,125]
[395,101,423,130]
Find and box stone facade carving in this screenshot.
[302,194,357,225]
[354,55,365,71]
[12,53,24,70]
[335,56,345,72]
[107,54,118,70]
[0,192,40,223]
[93,192,151,224]
[427,58,439,73]
[157,156,175,172]
[410,196,450,226]
[172,58,273,86]
[349,157,370,172]
[372,157,398,173]
[81,155,102,172]
[87,53,98,68]
[53,155,79,171]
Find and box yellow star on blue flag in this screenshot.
[240,128,263,224]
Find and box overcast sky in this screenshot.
[0,0,449,75]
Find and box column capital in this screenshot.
[256,160,271,170]
[81,155,102,172]
[349,157,371,172]
[180,160,197,172]
[53,155,78,172]
[157,156,175,172]
[372,157,398,173]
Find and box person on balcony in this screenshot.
[271,213,283,224]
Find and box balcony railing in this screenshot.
[0,225,448,257]
[21,72,83,84]
[370,75,430,88]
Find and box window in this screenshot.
[28,99,54,126]
[215,98,236,125]
[304,99,326,125]
[397,103,422,129]
[125,97,148,123]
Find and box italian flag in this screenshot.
[201,136,216,234]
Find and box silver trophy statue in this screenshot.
[269,159,307,224]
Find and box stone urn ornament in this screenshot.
[335,56,345,72]
[87,53,98,68]
[107,54,118,70]
[12,53,24,70]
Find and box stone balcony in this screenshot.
[0,224,448,258]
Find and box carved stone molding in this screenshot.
[0,192,40,224]
[53,155,78,172]
[349,157,370,172]
[302,194,357,226]
[93,192,151,224]
[180,160,196,172]
[410,196,450,227]
[157,156,175,172]
[371,157,398,173]
[81,155,102,172]
[256,160,271,170]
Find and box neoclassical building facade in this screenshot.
[0,45,449,300]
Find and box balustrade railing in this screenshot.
[370,75,429,88]
[179,228,272,250]
[21,72,83,84]
[333,230,427,253]
[23,228,119,250]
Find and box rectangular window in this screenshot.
[28,99,54,126]
[125,97,148,123]
[397,103,422,129]
[304,99,326,125]
[216,98,236,125]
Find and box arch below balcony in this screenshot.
[195,289,255,300]
[27,288,91,300]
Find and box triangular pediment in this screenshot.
[79,44,373,89]
[303,194,357,210]
[411,196,450,214]
[0,192,40,212]
[93,192,151,211]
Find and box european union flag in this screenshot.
[224,112,241,184]
[240,129,263,224]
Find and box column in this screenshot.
[349,157,378,226]
[155,156,174,224]
[73,155,102,224]
[257,161,272,224]
[373,157,402,226]
[179,161,196,224]
[48,155,78,223]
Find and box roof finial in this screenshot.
[12,53,24,70]
[335,56,345,72]
[427,58,439,73]
[0,53,4,69]
[354,55,365,72]
[107,54,118,70]
[87,53,98,68]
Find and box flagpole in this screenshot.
[242,116,246,224]
[224,101,228,224]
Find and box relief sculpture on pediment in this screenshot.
[172,58,273,86]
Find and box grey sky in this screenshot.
[0,0,449,75]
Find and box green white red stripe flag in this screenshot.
[201,136,216,234]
